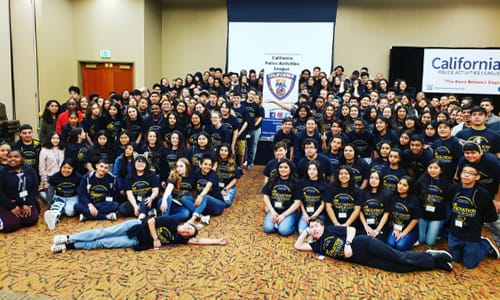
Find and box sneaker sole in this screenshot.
[44,211,56,231]
[481,236,500,259]
[426,249,453,261]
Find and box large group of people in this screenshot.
[0,65,499,273]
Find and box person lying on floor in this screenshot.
[294,217,453,273]
[50,215,228,253]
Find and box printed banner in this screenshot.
[261,54,302,139]
[422,49,500,95]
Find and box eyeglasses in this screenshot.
[461,170,478,176]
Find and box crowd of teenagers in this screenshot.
[0,65,499,273]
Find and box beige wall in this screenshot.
[10,0,39,128]
[4,0,500,130]
[72,0,145,88]
[36,0,74,112]
[162,0,227,80]
[144,0,163,87]
[335,2,500,77]
[0,0,13,120]
[161,1,500,80]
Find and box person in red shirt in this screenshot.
[55,98,83,134]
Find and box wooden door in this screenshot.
[81,62,134,98]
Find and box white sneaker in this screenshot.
[106,212,117,221]
[53,235,68,245]
[51,243,67,253]
[79,214,86,221]
[200,215,210,225]
[44,210,57,230]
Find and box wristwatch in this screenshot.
[345,240,352,246]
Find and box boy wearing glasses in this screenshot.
[448,164,499,268]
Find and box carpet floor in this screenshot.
[0,166,499,299]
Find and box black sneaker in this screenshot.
[435,261,453,272]
[426,249,452,262]
[481,236,500,259]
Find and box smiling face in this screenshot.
[7,150,23,168]
[397,178,409,195]
[0,144,11,160]
[48,102,60,115]
[278,162,292,179]
[219,146,230,160]
[127,107,138,120]
[135,159,147,172]
[147,131,157,145]
[199,158,213,175]
[197,135,208,148]
[175,160,187,176]
[375,119,386,132]
[307,164,319,180]
[177,222,196,238]
[343,146,355,161]
[60,163,74,177]
[427,162,441,178]
[369,172,380,189]
[338,168,351,185]
[50,133,61,147]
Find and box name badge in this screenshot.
[339,212,347,219]
[306,206,315,213]
[367,218,375,225]
[455,219,463,228]
[274,202,282,209]
[394,224,403,231]
[137,196,143,202]
[19,190,28,198]
[105,196,113,202]
[425,205,435,212]
[218,182,225,188]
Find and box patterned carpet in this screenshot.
[1,166,499,299]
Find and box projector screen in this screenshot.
[227,22,334,74]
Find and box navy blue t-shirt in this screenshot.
[390,195,421,231]
[49,172,82,198]
[193,169,222,200]
[294,179,329,216]
[261,178,296,214]
[328,186,361,224]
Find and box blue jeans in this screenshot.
[448,233,490,269]
[486,213,500,245]
[386,227,419,251]
[157,195,190,223]
[222,187,237,207]
[180,195,208,216]
[263,211,298,236]
[203,195,225,216]
[297,213,326,234]
[74,201,119,220]
[50,195,79,217]
[118,200,151,217]
[246,128,261,165]
[70,219,141,250]
[418,218,444,246]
